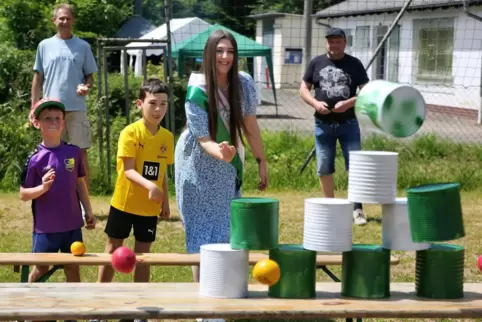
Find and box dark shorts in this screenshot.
[314,118,362,176]
[32,228,83,253]
[105,206,158,243]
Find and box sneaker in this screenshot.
[134,320,147,322]
[353,208,367,225]
[196,319,225,322]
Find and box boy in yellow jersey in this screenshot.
[97,78,174,286]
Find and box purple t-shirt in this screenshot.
[20,142,85,234]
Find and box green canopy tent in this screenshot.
[171,24,278,113]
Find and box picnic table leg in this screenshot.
[318,265,341,282]
[36,265,63,282]
[19,265,63,283]
[317,265,362,322]
[20,265,29,283]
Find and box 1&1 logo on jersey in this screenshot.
[142,161,160,181]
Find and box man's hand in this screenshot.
[314,101,331,115]
[332,100,349,113]
[76,84,89,96]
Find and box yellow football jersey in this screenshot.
[111,119,174,216]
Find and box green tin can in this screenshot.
[415,244,464,299]
[230,197,279,250]
[341,244,391,299]
[268,244,317,299]
[355,80,426,138]
[406,183,465,242]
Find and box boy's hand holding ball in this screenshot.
[41,168,55,192]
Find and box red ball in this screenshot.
[111,246,136,273]
[478,255,482,272]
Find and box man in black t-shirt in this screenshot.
[300,27,369,225]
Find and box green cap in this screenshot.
[32,98,65,118]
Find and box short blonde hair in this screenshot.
[53,3,76,18]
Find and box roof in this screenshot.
[314,0,482,18]
[247,12,302,19]
[125,17,211,56]
[173,24,271,58]
[115,15,155,38]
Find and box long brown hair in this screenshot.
[200,29,246,147]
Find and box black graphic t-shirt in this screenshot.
[303,54,369,123]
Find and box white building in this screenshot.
[124,17,211,76]
[248,13,329,90]
[314,0,482,121]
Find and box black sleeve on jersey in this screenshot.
[19,147,40,187]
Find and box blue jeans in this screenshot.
[314,118,362,210]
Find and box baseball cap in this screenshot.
[325,27,346,39]
[32,98,65,118]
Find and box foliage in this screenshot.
[0,45,36,105]
[2,103,482,194]
[69,0,132,38]
[0,0,133,51]
[0,0,54,50]
[0,104,40,191]
[241,131,482,192]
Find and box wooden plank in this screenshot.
[0,282,480,320]
[0,252,399,266]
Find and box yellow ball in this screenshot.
[252,259,280,286]
[70,241,86,256]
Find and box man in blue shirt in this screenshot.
[31,3,98,190]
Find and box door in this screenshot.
[373,24,400,82]
[374,25,388,80]
[261,17,275,88]
[387,24,400,82]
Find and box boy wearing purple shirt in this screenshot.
[20,98,96,283]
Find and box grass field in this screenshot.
[0,189,481,322]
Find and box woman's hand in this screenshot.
[219,141,236,162]
[258,159,268,191]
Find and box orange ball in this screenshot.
[70,241,86,256]
[253,259,280,286]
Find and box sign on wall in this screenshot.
[284,48,302,64]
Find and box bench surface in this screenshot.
[0,252,400,266]
[0,282,480,320]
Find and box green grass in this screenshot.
[1,190,481,322]
[1,119,482,321]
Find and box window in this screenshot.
[413,18,454,82]
[345,28,353,47]
[355,26,370,49]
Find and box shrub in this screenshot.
[0,45,36,105]
[241,131,482,193]
[0,103,39,190]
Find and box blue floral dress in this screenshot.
[174,71,258,253]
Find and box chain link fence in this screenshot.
[152,0,482,144]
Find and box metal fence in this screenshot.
[147,0,482,144]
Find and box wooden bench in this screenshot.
[0,282,480,321]
[3,252,400,284]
